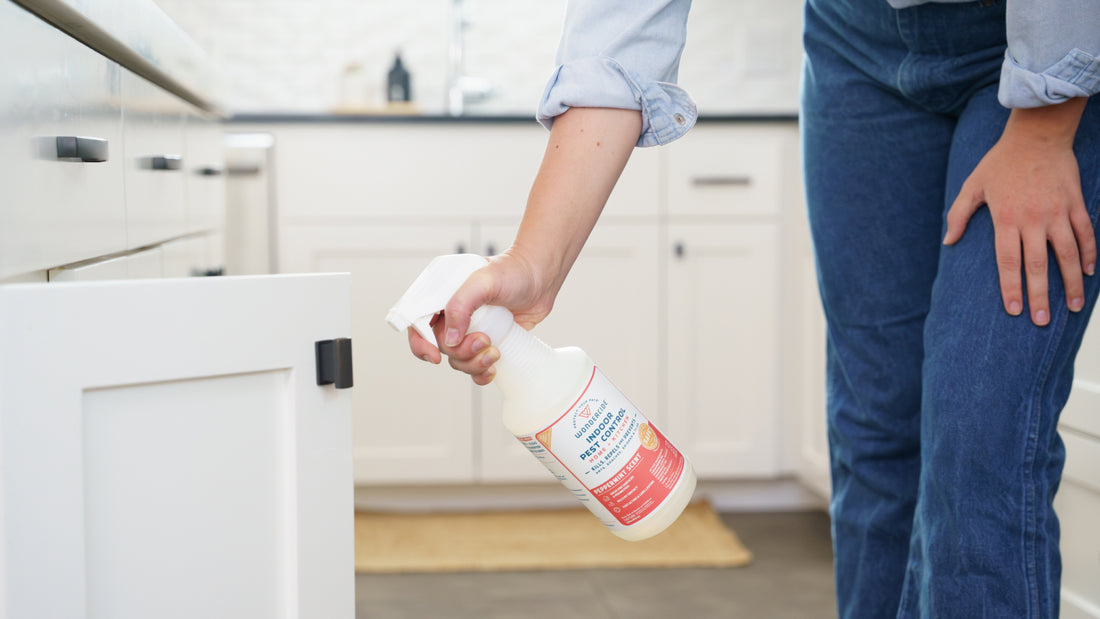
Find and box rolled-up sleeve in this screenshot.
[537,0,696,147]
[999,0,1100,108]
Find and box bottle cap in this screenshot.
[385,254,490,348]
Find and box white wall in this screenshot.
[155,0,803,116]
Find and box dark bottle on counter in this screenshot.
[387,53,411,102]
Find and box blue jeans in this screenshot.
[801,0,1100,617]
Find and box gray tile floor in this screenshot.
[356,511,837,619]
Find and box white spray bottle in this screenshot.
[386,254,696,541]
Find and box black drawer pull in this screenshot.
[226,164,262,176]
[55,136,109,162]
[196,166,224,176]
[691,175,752,187]
[140,155,183,170]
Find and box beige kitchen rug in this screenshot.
[354,501,753,573]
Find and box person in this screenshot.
[404,1,1100,616]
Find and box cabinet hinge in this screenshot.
[315,338,353,389]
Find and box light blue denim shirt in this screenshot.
[536,0,695,147]
[537,0,1100,146]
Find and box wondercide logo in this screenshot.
[536,427,553,450]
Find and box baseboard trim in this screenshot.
[354,477,828,513]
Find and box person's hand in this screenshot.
[405,107,642,383]
[407,248,556,385]
[944,99,1094,326]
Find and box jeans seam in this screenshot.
[895,557,916,617]
[1021,305,1070,618]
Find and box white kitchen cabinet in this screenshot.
[122,68,189,249]
[658,124,798,480]
[1057,457,1100,619]
[265,123,661,221]
[281,218,663,485]
[664,223,781,477]
[43,197,216,285]
[161,234,211,277]
[185,109,228,235]
[280,222,477,484]
[0,274,354,619]
[47,246,162,281]
[270,124,545,220]
[1,0,225,281]
[666,124,788,218]
[0,0,125,279]
[793,224,831,497]
[781,133,831,499]
[1062,323,1100,439]
[0,3,352,616]
[257,120,805,487]
[224,132,278,275]
[1056,317,1100,618]
[47,254,132,281]
[263,121,664,485]
[258,120,828,489]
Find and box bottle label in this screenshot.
[516,367,686,528]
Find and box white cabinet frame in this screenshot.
[0,274,354,619]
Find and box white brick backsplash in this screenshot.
[155,0,802,116]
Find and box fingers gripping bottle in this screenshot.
[386,254,696,541]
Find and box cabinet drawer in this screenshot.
[184,110,226,234]
[0,1,125,279]
[1063,431,1100,493]
[1076,319,1100,380]
[162,234,217,278]
[269,124,548,220]
[666,125,796,218]
[1055,476,1100,617]
[48,247,164,282]
[122,70,187,249]
[1063,382,1100,443]
[1064,320,1100,439]
[263,123,661,221]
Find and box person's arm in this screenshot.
[942,0,1098,326]
[537,0,695,147]
[943,98,1093,326]
[407,106,642,384]
[406,0,694,381]
[996,0,1099,109]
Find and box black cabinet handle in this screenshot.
[195,166,224,177]
[55,136,109,162]
[674,242,685,259]
[142,155,183,170]
[316,338,354,389]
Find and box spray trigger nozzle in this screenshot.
[385,254,491,348]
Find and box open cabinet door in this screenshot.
[0,274,353,619]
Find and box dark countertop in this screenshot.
[225,112,799,124]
